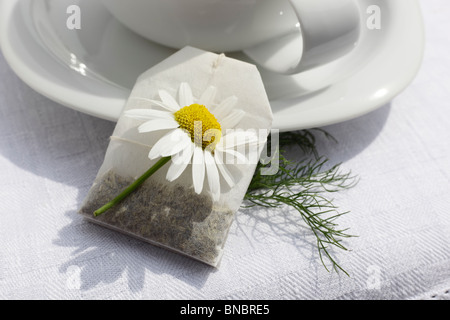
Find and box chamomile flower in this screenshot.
[124,82,260,201]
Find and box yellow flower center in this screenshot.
[174,104,222,151]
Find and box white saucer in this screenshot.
[0,0,424,131]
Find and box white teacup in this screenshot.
[101,0,361,74]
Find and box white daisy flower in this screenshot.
[124,82,260,201]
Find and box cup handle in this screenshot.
[243,0,361,75]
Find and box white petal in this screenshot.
[198,86,217,106]
[178,82,194,107]
[148,129,189,159]
[220,109,245,130]
[219,130,259,149]
[166,143,194,182]
[125,109,173,121]
[214,151,236,188]
[159,90,181,111]
[212,96,238,120]
[204,151,220,201]
[165,131,192,156]
[129,97,177,112]
[192,146,205,194]
[138,119,179,134]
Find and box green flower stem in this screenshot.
[94,156,172,217]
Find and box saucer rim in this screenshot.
[0,0,425,131]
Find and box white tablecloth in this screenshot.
[1,0,449,300]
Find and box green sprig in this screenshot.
[93,127,357,275]
[244,130,358,276]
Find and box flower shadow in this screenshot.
[54,208,215,292]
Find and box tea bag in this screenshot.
[79,47,273,267]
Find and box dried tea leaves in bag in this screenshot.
[79,47,273,267]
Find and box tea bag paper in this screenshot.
[79,47,273,267]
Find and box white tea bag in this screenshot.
[79,47,273,267]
